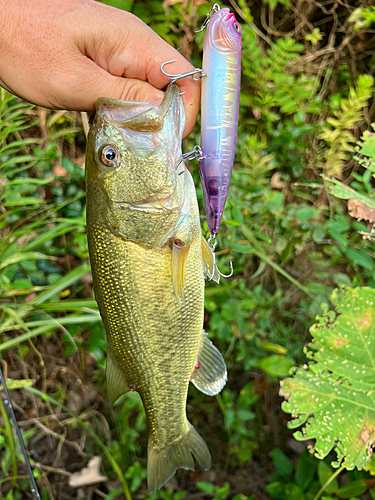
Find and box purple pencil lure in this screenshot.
[160,5,241,279]
[199,5,242,239]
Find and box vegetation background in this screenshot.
[1,0,375,499]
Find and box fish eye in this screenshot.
[100,144,119,167]
[233,22,240,32]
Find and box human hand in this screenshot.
[0,0,200,138]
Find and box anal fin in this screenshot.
[106,350,130,403]
[191,331,227,395]
[201,237,220,284]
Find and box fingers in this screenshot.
[51,58,199,140]
[0,0,200,138]
[80,3,200,137]
[60,61,165,110]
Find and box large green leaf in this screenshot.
[281,287,375,471]
[322,175,375,208]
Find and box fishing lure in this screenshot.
[199,5,242,239]
[161,5,241,278]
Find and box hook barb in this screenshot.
[217,259,234,279]
[207,255,234,281]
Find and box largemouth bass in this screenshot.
[85,84,227,491]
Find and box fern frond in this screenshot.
[319,75,374,176]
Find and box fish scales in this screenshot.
[85,85,227,491]
[88,224,202,443]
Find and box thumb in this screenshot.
[70,64,194,139]
[104,75,197,140]
[96,74,165,107]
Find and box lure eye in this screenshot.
[233,22,240,32]
[100,144,119,167]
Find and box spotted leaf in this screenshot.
[281,286,375,471]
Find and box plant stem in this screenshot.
[312,465,344,500]
[25,386,132,500]
[241,225,316,301]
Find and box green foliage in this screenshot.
[217,383,259,464]
[349,7,375,31]
[319,75,374,176]
[267,450,374,500]
[262,0,290,11]
[305,28,323,46]
[324,125,375,218]
[0,90,99,353]
[257,355,295,377]
[282,287,375,470]
[1,1,375,498]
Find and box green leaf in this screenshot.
[271,448,294,476]
[196,482,215,494]
[281,287,375,470]
[266,482,285,499]
[1,378,34,390]
[359,130,375,161]
[284,483,304,500]
[35,299,98,312]
[317,461,339,493]
[3,196,42,206]
[0,252,55,270]
[335,480,367,498]
[237,409,255,421]
[10,278,33,290]
[259,340,288,355]
[258,355,295,377]
[295,451,316,491]
[305,28,323,46]
[104,489,123,500]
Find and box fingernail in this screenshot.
[153,97,163,107]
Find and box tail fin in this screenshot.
[147,422,211,493]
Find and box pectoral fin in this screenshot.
[171,243,190,302]
[201,237,220,284]
[106,350,130,403]
[191,331,227,396]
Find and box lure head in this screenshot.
[205,8,242,53]
[85,85,187,248]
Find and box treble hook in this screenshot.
[207,234,234,281]
[161,60,206,85]
[175,145,205,174]
[195,3,221,33]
